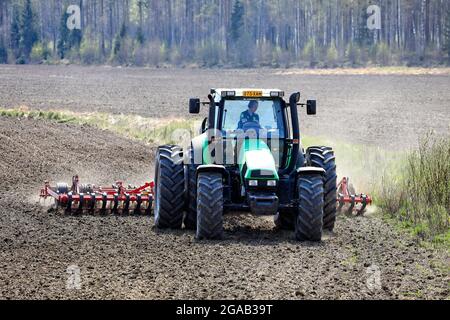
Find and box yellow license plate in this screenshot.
[243,90,263,97]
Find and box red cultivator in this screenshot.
[40,175,371,217]
[40,175,154,215]
[337,177,372,216]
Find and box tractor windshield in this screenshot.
[221,98,285,137]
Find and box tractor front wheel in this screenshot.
[296,173,324,241]
[154,145,185,229]
[196,172,223,240]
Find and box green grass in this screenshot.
[0,107,198,146]
[377,134,450,247]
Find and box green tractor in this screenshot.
[154,89,337,241]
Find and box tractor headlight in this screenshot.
[249,180,258,187]
[267,180,277,187]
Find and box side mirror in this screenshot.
[307,100,316,115]
[189,98,201,114]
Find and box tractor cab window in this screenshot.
[221,98,285,138]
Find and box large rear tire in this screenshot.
[196,172,223,240]
[307,146,337,231]
[154,145,185,229]
[295,173,324,241]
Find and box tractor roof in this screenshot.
[211,88,285,100]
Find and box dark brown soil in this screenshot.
[0,117,448,300]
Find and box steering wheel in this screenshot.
[242,121,261,132]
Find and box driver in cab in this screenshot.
[238,100,260,129]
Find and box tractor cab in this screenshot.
[189,89,316,173]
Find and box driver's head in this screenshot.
[248,100,259,114]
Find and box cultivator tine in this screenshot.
[134,195,142,215]
[100,193,108,215]
[347,195,355,215]
[123,194,130,215]
[76,194,84,215]
[89,193,96,214]
[338,194,345,212]
[65,193,73,215]
[112,194,119,215]
[357,195,368,216]
[146,197,153,216]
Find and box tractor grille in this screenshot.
[250,170,275,179]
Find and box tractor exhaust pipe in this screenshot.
[280,92,301,176]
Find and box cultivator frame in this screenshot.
[337,177,372,216]
[40,175,372,217]
[40,175,154,215]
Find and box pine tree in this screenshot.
[230,0,245,42]
[443,8,450,60]
[355,7,372,47]
[10,5,20,59]
[20,0,38,59]
[0,37,8,64]
[57,11,69,59]
[112,23,130,64]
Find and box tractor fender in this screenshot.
[196,165,227,178]
[297,167,326,175]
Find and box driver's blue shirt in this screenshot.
[238,110,260,129]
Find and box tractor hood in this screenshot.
[239,139,279,180]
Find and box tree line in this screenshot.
[0,0,449,67]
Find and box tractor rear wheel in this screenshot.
[295,173,324,241]
[196,172,223,240]
[307,147,337,231]
[154,145,185,229]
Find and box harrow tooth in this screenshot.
[338,194,345,212]
[347,195,355,215]
[89,193,96,214]
[76,194,84,215]
[145,198,153,216]
[123,194,130,215]
[112,194,119,215]
[357,195,368,216]
[100,193,108,215]
[65,193,73,215]
[134,195,142,215]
